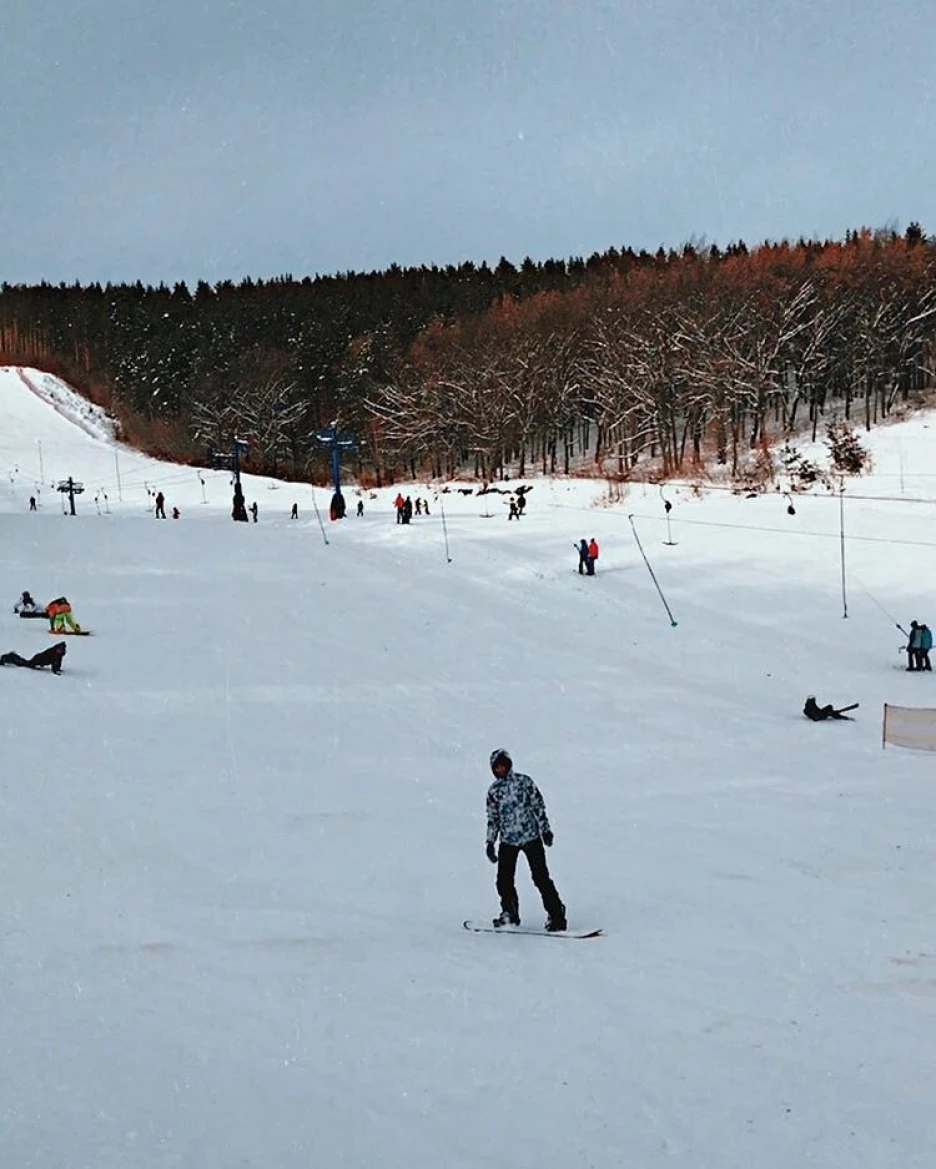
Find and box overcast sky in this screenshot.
[2,0,934,287]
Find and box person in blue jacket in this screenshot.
[484,748,567,931]
[918,623,933,672]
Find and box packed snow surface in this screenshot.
[2,367,936,1168]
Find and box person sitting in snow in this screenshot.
[1,641,67,675]
[803,696,857,721]
[14,590,40,615]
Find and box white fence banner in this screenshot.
[882,704,936,751]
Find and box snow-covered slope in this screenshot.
[2,366,935,1169]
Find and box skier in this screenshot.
[250,501,258,523]
[485,748,567,932]
[356,499,364,517]
[291,503,299,519]
[803,696,858,721]
[45,597,81,634]
[919,623,933,671]
[154,491,166,519]
[1,641,67,675]
[906,621,922,671]
[576,538,589,574]
[14,590,40,616]
[587,538,599,575]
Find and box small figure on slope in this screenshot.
[45,596,81,634]
[803,696,858,721]
[1,641,67,675]
[14,590,41,616]
[485,748,567,932]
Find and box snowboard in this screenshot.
[48,629,92,636]
[463,920,603,939]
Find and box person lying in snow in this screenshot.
[803,696,858,721]
[1,641,67,675]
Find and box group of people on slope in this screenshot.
[576,538,600,575]
[905,620,933,671]
[3,591,77,676]
[14,591,82,633]
[506,493,527,520]
[17,592,81,633]
[393,494,430,523]
[153,491,180,520]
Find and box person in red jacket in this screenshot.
[587,538,599,575]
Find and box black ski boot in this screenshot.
[493,901,520,928]
[545,904,567,932]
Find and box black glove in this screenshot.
[486,841,498,864]
[542,830,554,847]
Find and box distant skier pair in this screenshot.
[484,748,567,932]
[905,620,933,672]
[576,538,600,575]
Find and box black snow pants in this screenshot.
[496,838,564,922]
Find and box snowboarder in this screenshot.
[154,491,166,519]
[356,499,364,517]
[291,503,299,519]
[803,696,858,721]
[14,590,40,616]
[29,495,37,511]
[1,641,67,675]
[45,597,81,634]
[485,748,567,932]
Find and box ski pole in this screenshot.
[628,514,678,627]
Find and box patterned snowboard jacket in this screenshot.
[486,767,552,847]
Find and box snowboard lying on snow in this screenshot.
[463,920,603,939]
[47,629,93,636]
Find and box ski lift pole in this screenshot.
[310,487,330,546]
[839,477,848,619]
[440,500,453,563]
[628,513,678,627]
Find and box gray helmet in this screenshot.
[489,748,512,771]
